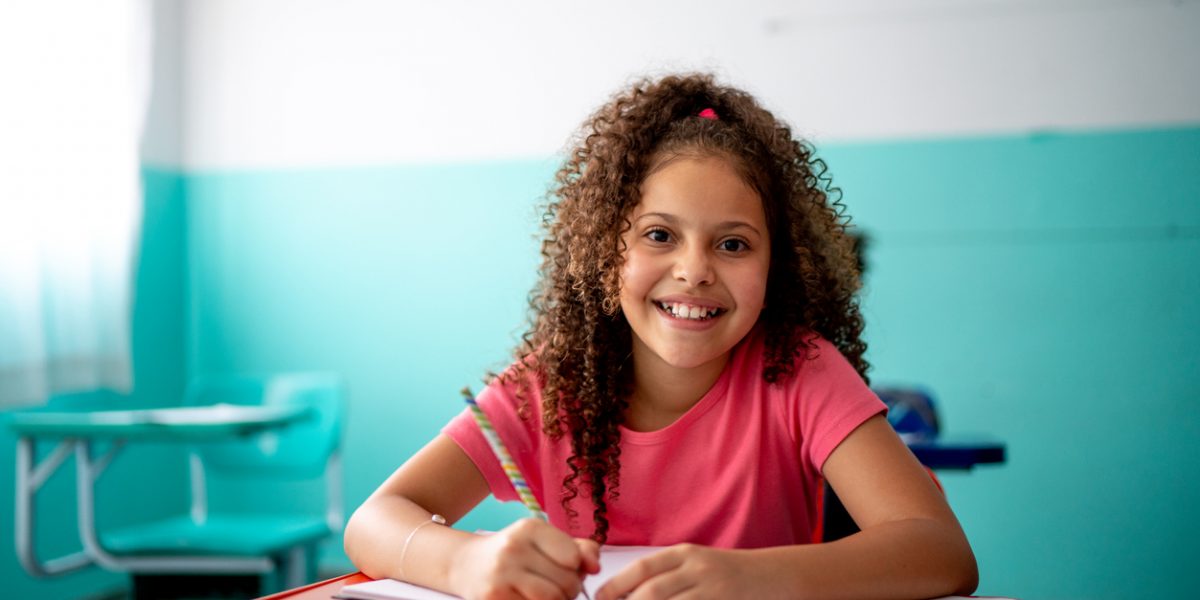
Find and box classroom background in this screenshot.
[1,1,1197,598]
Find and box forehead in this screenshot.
[633,155,766,227]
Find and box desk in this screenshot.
[906,435,1007,471]
[263,573,1014,600]
[6,404,311,578]
[260,572,371,600]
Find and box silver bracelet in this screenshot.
[398,514,447,579]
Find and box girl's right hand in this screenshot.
[449,518,601,600]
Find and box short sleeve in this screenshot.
[442,376,544,504]
[790,339,887,473]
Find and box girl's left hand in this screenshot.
[594,544,765,600]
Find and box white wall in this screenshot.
[145,0,1200,169]
[141,0,183,165]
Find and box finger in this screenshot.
[523,520,589,572]
[575,538,602,574]
[626,572,697,600]
[664,589,708,600]
[495,521,583,598]
[513,535,586,597]
[595,549,684,600]
[511,571,575,600]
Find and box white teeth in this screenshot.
[658,302,720,320]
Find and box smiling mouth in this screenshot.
[654,301,725,321]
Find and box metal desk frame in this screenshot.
[10,404,340,583]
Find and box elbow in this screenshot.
[950,537,979,595]
[961,555,980,596]
[927,518,978,596]
[953,559,979,596]
[342,505,368,568]
[342,500,399,580]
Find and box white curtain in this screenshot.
[0,1,150,407]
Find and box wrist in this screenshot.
[741,546,809,600]
[445,532,483,596]
[399,514,447,580]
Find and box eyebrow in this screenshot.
[634,212,763,236]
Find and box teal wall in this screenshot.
[822,129,1200,596]
[182,161,546,549]
[0,169,191,599]
[4,128,1195,598]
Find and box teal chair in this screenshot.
[99,373,345,597]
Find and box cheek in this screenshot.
[742,262,771,310]
[618,246,655,296]
[618,257,646,302]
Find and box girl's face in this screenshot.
[619,154,770,373]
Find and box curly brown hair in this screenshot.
[503,73,868,543]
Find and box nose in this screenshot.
[673,243,714,286]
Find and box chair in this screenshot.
[876,386,940,443]
[98,372,345,598]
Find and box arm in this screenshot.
[596,415,978,600]
[344,433,599,599]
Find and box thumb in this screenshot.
[575,538,602,574]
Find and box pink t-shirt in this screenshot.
[443,326,885,548]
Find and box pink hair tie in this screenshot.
[697,108,719,120]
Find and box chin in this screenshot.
[655,347,724,370]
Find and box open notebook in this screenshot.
[336,545,1007,600]
[337,545,655,600]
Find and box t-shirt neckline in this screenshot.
[617,351,738,446]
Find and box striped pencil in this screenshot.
[461,387,548,521]
[462,387,593,600]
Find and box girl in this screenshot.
[345,73,978,599]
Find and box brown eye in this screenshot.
[647,229,670,243]
[720,239,748,252]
